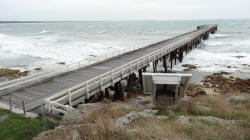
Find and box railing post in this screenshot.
[68,90,72,107]
[9,97,12,110]
[86,82,89,99]
[22,100,26,115]
[100,75,103,91]
[137,61,139,70]
[121,66,124,78]
[42,104,47,130]
[112,70,115,86]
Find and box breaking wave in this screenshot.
[209,34,230,39]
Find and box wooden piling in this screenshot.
[105,88,110,99]
[170,52,173,69]
[114,81,125,101]
[163,55,167,72]
[138,69,143,89]
[174,50,177,65]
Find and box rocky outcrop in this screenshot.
[182,64,198,71]
[203,73,250,93]
[0,68,28,80]
[186,84,207,97]
[115,109,167,128]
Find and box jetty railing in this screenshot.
[0,39,163,94]
[44,26,215,114]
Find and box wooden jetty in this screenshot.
[0,25,217,114]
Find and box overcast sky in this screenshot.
[0,0,250,21]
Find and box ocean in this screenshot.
[0,20,250,76]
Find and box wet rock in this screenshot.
[233,56,245,59]
[34,67,42,71]
[203,73,250,94]
[182,64,197,70]
[58,62,66,65]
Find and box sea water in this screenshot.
[0,20,250,75]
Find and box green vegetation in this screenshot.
[0,109,57,140]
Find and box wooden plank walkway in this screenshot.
[0,25,217,112]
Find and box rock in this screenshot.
[225,96,246,103]
[178,116,192,126]
[0,68,29,80]
[198,116,236,126]
[197,90,206,96]
[34,67,42,71]
[195,104,211,111]
[233,56,245,59]
[115,109,158,128]
[0,68,19,77]
[58,62,66,65]
[71,130,81,140]
[182,64,197,69]
[156,115,169,120]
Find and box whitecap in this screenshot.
[97,31,108,34]
[39,30,53,34]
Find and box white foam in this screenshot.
[174,48,250,73]
[209,33,230,39]
[0,33,122,70]
[39,30,53,34]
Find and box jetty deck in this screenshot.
[0,25,217,113]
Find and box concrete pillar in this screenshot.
[153,84,156,105]
[174,85,179,103]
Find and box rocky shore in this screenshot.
[34,68,250,140]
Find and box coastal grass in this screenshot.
[156,93,250,140]
[0,109,58,140]
[34,93,250,140]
